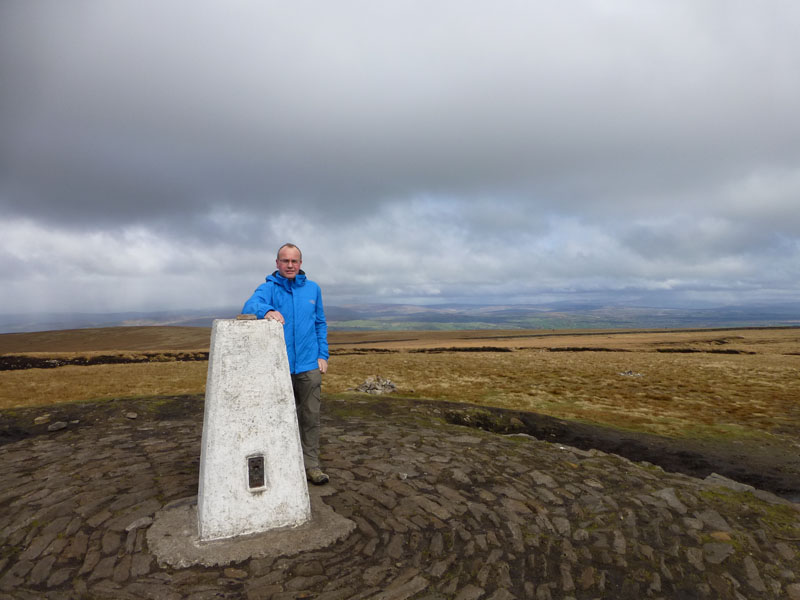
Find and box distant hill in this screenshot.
[324,302,800,331]
[1,302,798,334]
[0,309,238,334]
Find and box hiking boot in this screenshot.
[306,467,329,485]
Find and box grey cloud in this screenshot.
[4,2,800,226]
[2,2,800,312]
[621,218,764,261]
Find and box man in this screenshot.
[241,243,330,485]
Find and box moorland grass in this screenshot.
[1,326,798,443]
[0,361,208,409]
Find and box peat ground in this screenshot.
[0,352,208,371]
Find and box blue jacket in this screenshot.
[241,271,329,374]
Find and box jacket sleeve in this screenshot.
[315,286,329,360]
[241,283,275,319]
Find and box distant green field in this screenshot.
[327,317,712,331]
[329,320,506,331]
[329,314,800,332]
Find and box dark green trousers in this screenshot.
[291,368,322,469]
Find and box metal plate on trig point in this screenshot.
[248,456,265,489]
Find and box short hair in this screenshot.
[277,243,302,260]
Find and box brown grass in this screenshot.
[329,326,800,354]
[323,348,800,440]
[0,362,209,409]
[2,326,798,443]
[0,326,210,354]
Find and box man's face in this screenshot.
[276,247,302,279]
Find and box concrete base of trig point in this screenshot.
[197,318,309,540]
[147,488,355,568]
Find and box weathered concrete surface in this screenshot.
[148,487,355,568]
[198,319,310,541]
[1,394,799,599]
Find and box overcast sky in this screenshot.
[2,1,800,314]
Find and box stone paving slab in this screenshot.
[1,394,799,599]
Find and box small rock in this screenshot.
[34,414,51,425]
[450,468,472,484]
[787,583,800,600]
[619,370,644,377]
[612,530,627,555]
[553,517,571,536]
[703,473,755,493]
[686,547,704,571]
[578,566,595,590]
[531,470,557,488]
[125,412,138,419]
[653,488,687,514]
[776,542,796,561]
[682,517,704,530]
[47,421,68,431]
[703,542,735,564]
[125,517,154,532]
[743,556,766,592]
[224,567,248,579]
[572,529,589,542]
[752,489,794,506]
[697,509,732,532]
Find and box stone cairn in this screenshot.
[355,375,397,395]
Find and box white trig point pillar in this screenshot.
[197,318,311,542]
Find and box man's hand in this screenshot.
[264,310,285,324]
[318,358,328,374]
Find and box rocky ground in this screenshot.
[1,394,799,599]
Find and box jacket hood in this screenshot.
[266,270,307,290]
